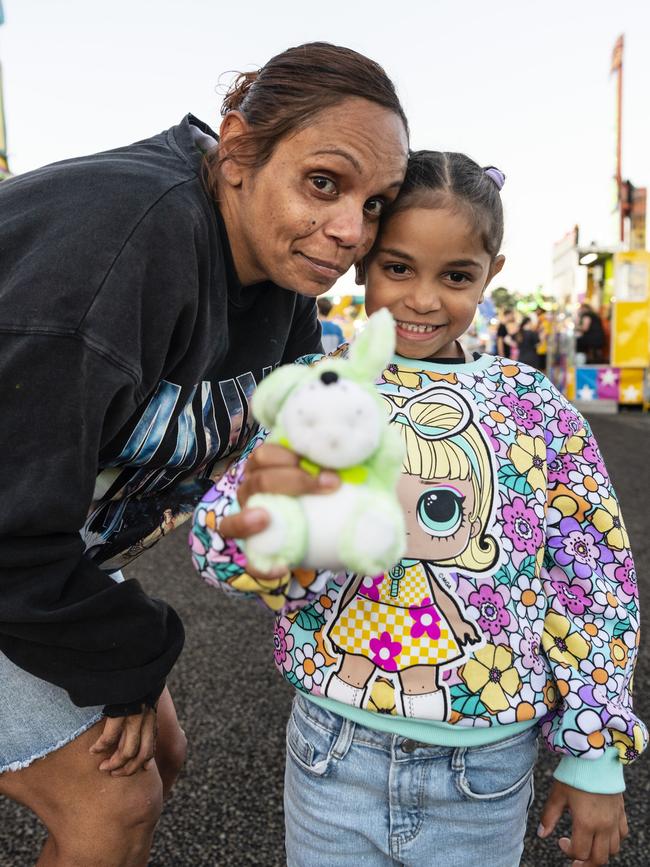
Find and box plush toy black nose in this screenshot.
[320,371,339,386]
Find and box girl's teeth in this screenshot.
[399,322,438,333]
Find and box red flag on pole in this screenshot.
[611,34,624,74]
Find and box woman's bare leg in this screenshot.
[154,687,187,798]
[0,688,186,866]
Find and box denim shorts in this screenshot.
[0,571,125,774]
[284,694,538,867]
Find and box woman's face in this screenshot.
[220,97,408,294]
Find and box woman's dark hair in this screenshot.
[389,151,504,257]
[204,42,408,195]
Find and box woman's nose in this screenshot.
[324,202,366,249]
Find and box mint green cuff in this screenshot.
[554,748,625,794]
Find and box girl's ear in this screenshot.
[218,112,250,187]
[479,255,505,302]
[487,254,506,283]
[354,262,366,285]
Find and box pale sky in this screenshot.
[1,0,649,297]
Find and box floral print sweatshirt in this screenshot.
[190,353,647,792]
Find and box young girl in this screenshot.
[190,152,646,866]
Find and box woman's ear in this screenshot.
[354,262,366,285]
[218,112,250,187]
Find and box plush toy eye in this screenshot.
[416,487,465,537]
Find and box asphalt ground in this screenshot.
[1,413,648,866]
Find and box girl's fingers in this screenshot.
[218,508,269,541]
[588,828,616,864]
[559,828,594,864]
[538,784,567,837]
[619,805,629,839]
[248,443,301,469]
[607,829,621,858]
[238,466,339,504]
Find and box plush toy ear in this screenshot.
[252,364,307,429]
[348,308,396,381]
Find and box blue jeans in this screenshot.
[284,694,537,867]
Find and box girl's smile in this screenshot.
[361,205,504,359]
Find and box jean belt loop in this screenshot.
[331,716,355,761]
[451,745,466,773]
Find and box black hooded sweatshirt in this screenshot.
[0,115,321,713]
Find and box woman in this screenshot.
[0,42,408,866]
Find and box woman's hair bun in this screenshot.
[221,70,259,115]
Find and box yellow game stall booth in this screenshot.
[554,250,650,411]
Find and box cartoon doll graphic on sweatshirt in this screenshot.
[324,388,500,720]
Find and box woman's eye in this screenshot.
[363,197,385,218]
[416,487,465,538]
[310,176,337,195]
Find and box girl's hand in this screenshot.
[218,443,340,582]
[538,781,628,866]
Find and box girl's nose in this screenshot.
[405,284,443,313]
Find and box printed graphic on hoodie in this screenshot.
[84,369,269,570]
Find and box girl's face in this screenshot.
[219,98,408,295]
[362,206,504,359]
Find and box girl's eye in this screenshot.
[310,176,337,195]
[385,263,410,277]
[446,271,471,285]
[416,487,465,538]
[363,197,385,218]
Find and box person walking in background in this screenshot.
[576,303,605,364]
[317,297,345,354]
[516,315,541,368]
[496,307,517,358]
[535,306,550,371]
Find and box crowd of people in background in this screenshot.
[493,306,550,370]
[315,297,608,375]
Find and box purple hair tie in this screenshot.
[484,166,506,191]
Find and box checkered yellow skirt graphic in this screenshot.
[328,563,462,671]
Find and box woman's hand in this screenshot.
[538,781,628,866]
[90,706,158,776]
[218,443,340,581]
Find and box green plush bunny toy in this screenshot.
[241,308,406,576]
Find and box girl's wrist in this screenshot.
[553,748,624,794]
